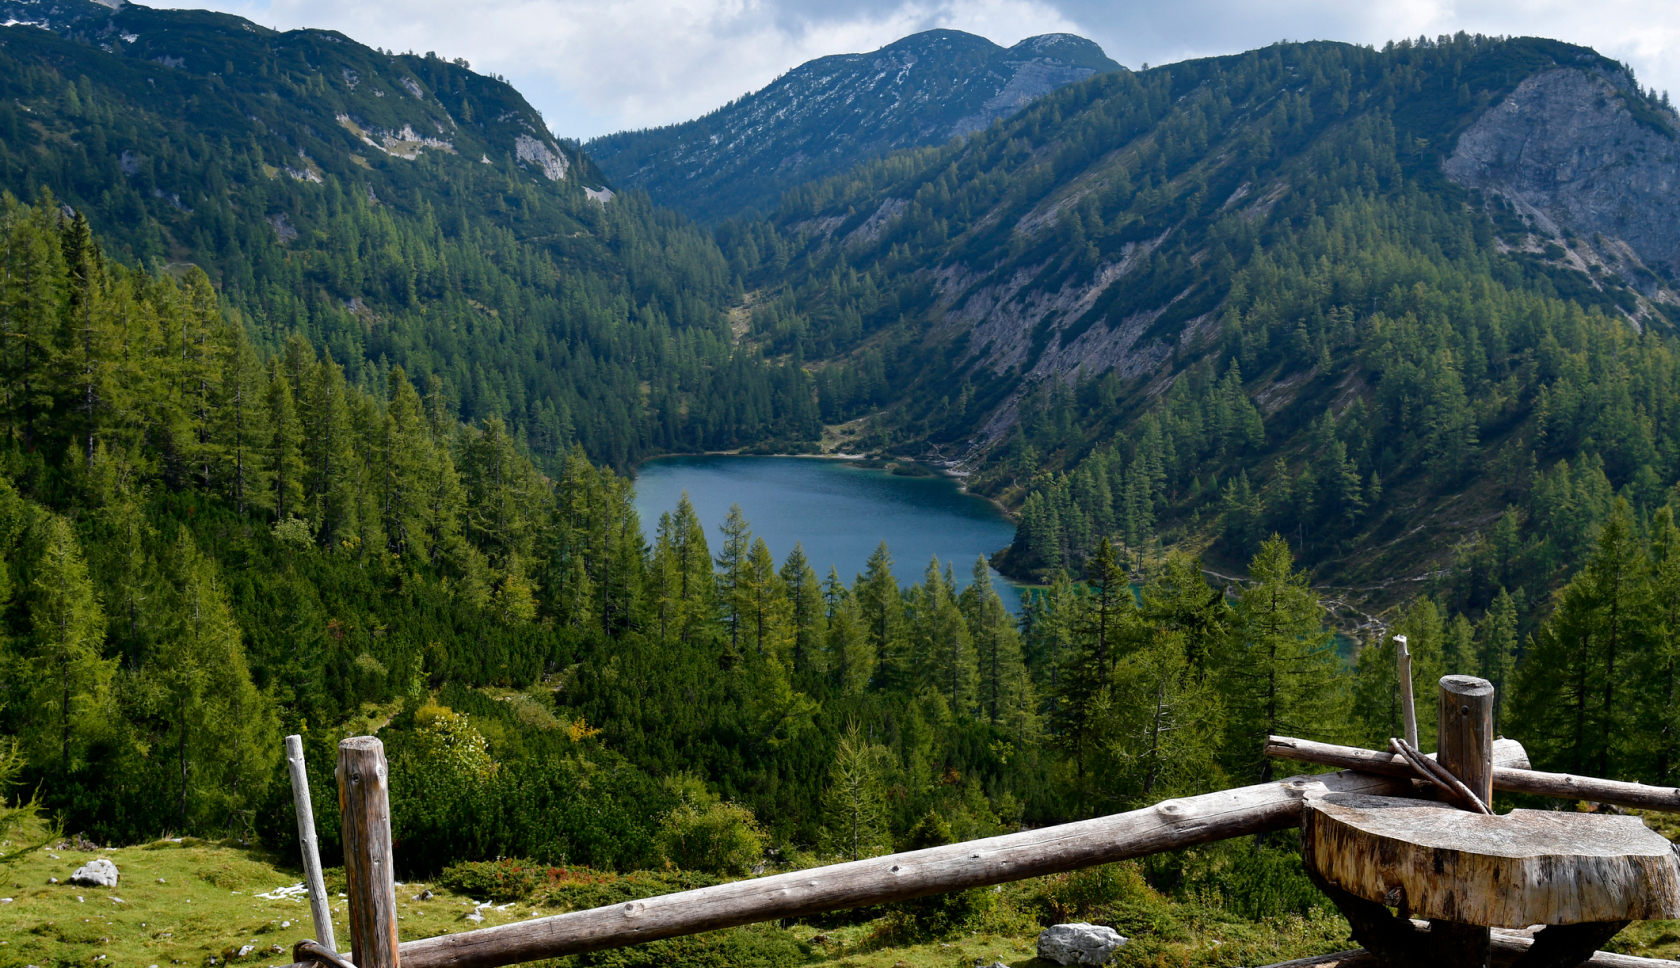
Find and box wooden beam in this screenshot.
[350,768,1411,968]
[1258,929,1680,967]
[339,737,399,968]
[285,735,337,954]
[1264,736,1680,813]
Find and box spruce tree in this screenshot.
[715,504,752,654]
[961,556,1025,725]
[1221,535,1342,781]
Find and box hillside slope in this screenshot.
[717,35,1680,616]
[585,30,1120,222]
[0,2,818,469]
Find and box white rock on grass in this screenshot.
[70,858,120,888]
[1036,923,1128,966]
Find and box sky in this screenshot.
[189,0,1680,142]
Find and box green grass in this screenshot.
[0,836,1672,968]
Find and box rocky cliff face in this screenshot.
[585,29,1120,222]
[1444,67,1680,318]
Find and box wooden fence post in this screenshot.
[1393,635,1418,749]
[1431,675,1496,968]
[285,735,336,953]
[338,736,398,968]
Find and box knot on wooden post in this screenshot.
[338,736,398,968]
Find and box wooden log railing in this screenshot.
[282,732,1680,968]
[280,738,1536,968]
[1263,735,1680,813]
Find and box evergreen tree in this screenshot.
[857,542,906,689]
[26,515,110,780]
[780,543,822,675]
[961,557,1026,725]
[1513,499,1645,777]
[715,504,752,655]
[821,722,892,860]
[1222,536,1342,781]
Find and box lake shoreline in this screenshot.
[630,454,1028,611]
[630,450,1019,526]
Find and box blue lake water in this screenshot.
[632,456,1027,611]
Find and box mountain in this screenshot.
[0,1,819,470]
[716,35,1680,619]
[585,29,1121,222]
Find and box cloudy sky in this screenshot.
[193,0,1680,141]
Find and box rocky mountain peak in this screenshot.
[585,28,1121,222]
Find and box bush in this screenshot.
[886,811,995,937]
[437,858,550,901]
[656,776,767,876]
[566,922,818,968]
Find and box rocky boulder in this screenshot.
[69,858,119,888]
[1035,922,1127,965]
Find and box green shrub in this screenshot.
[538,869,724,911]
[564,923,818,968]
[437,858,551,901]
[655,776,767,876]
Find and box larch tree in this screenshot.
[780,543,823,675]
[27,515,111,780]
[1221,535,1342,781]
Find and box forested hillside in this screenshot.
[586,30,1119,223]
[717,35,1680,628]
[0,3,818,470]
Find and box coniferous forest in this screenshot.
[3,8,1680,961]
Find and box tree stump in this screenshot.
[1303,792,1680,967]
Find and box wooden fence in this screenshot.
[277,712,1680,968]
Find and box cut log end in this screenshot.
[1302,793,1680,928]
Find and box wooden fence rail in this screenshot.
[1263,735,1680,813]
[278,734,1680,968]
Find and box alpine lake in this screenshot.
[632,455,1027,612]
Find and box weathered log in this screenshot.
[339,737,399,968]
[1301,792,1680,928]
[1263,735,1680,812]
[286,734,337,954]
[1432,675,1497,968]
[1395,635,1419,749]
[1258,928,1680,967]
[1262,942,1680,968]
[382,768,1412,968]
[1440,675,1496,806]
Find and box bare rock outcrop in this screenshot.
[1444,68,1680,282]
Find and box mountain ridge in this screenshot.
[585,28,1121,222]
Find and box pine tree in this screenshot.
[380,367,433,559]
[1106,629,1223,804]
[821,722,892,860]
[266,365,305,523]
[1222,535,1342,781]
[1645,506,1680,784]
[857,541,906,689]
[27,516,111,780]
[913,558,975,712]
[715,504,752,655]
[822,567,871,692]
[1513,499,1646,776]
[780,543,822,674]
[0,199,66,445]
[151,529,278,832]
[961,556,1026,725]
[668,493,714,644]
[1140,551,1230,678]
[743,537,790,658]
[1475,588,1519,732]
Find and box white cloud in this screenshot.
[193,0,1680,140]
